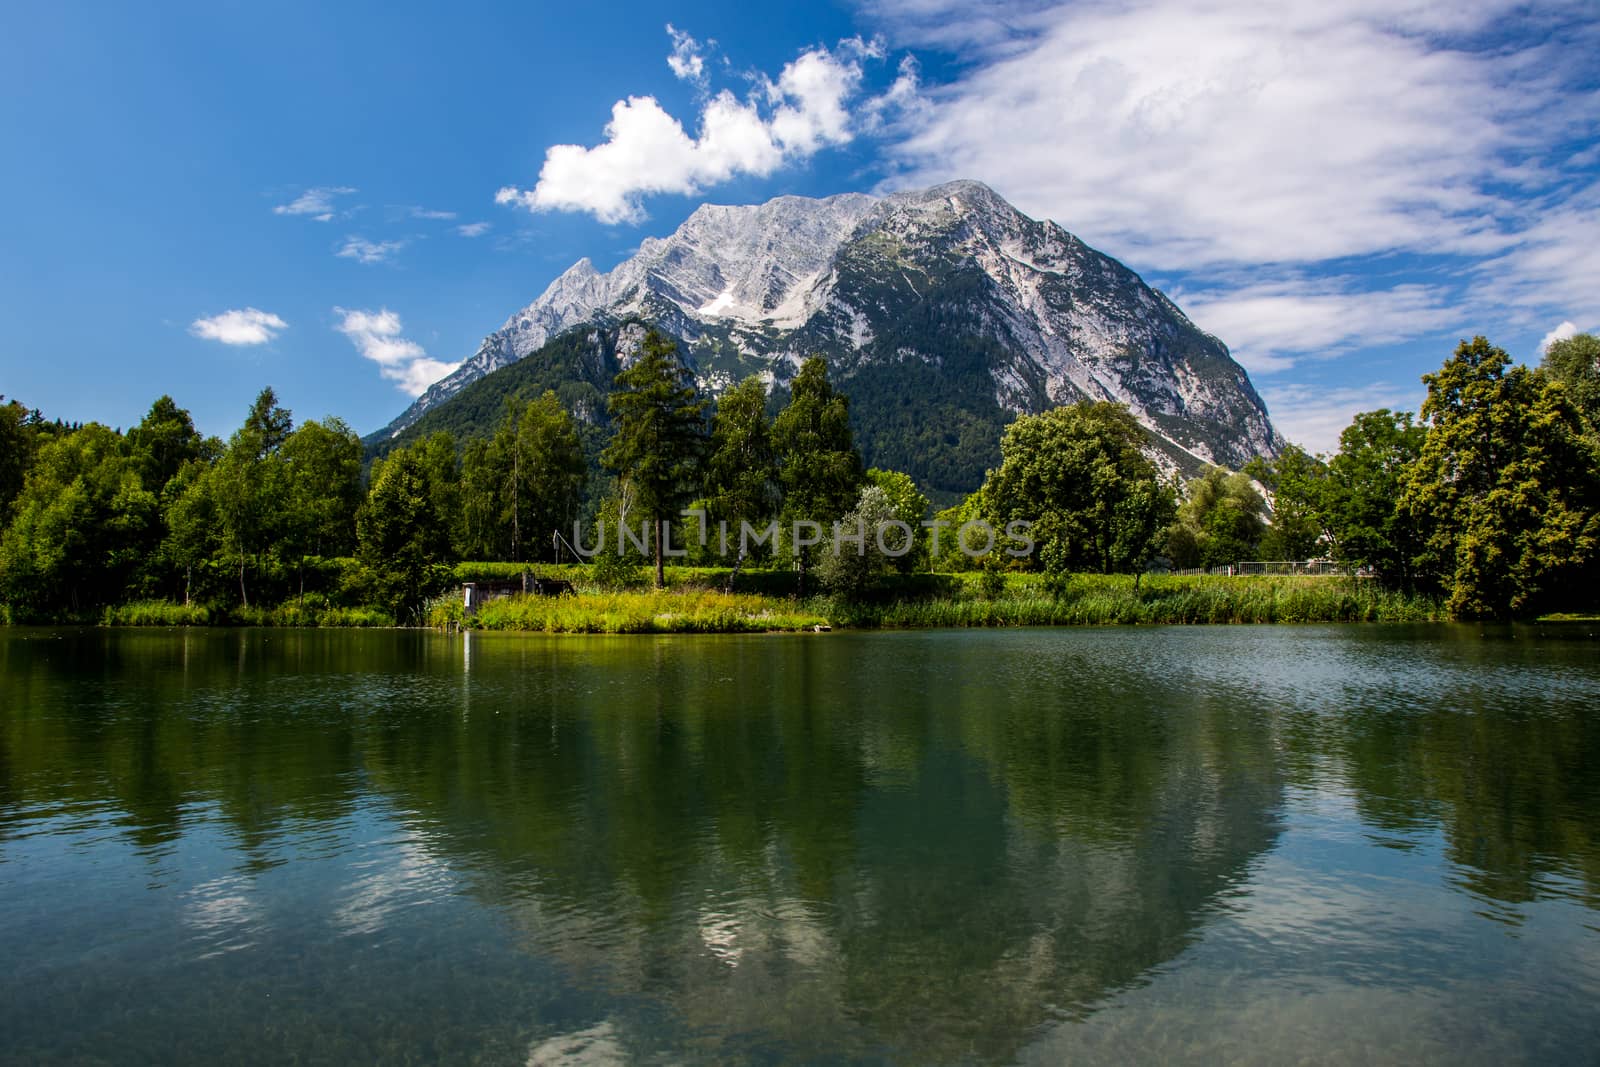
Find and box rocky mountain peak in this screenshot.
[378,180,1282,492]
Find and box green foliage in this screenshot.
[0,396,40,520]
[98,596,394,628]
[357,436,459,622]
[828,573,1440,628]
[459,392,588,562]
[706,376,779,569]
[816,485,908,600]
[774,357,863,524]
[281,417,363,587]
[159,460,223,605]
[929,492,986,571]
[835,327,1015,500]
[601,330,708,586]
[210,388,295,607]
[127,395,208,494]
[1248,444,1327,560]
[8,325,1599,627]
[0,423,159,617]
[982,402,1175,576]
[100,599,215,626]
[1321,409,1426,583]
[773,356,863,589]
[1167,466,1266,569]
[1540,332,1600,434]
[864,467,931,571]
[1399,336,1600,617]
[586,493,647,590]
[434,587,826,634]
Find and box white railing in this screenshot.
[1168,561,1365,577]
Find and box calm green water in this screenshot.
[2,625,1599,1064]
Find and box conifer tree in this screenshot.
[601,331,707,588]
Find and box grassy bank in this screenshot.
[11,573,1444,632]
[430,588,827,634]
[426,573,1441,634]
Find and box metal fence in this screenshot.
[1169,561,1367,577]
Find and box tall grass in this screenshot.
[452,561,803,596]
[432,589,827,634]
[231,603,394,627]
[86,575,1439,632]
[829,574,1441,628]
[98,598,393,628]
[101,600,215,626]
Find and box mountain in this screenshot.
[372,180,1282,496]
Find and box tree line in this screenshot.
[1,329,1596,622]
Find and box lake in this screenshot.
[2,624,1598,1064]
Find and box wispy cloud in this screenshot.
[877,0,1594,271]
[667,24,709,88]
[456,221,491,238]
[497,31,919,224]
[333,307,459,396]
[1471,177,1600,333]
[273,186,357,222]
[866,0,1600,389]
[1259,382,1422,455]
[336,236,407,264]
[1176,279,1461,374]
[189,308,288,346]
[408,206,458,220]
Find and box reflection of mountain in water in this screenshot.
[355,633,1287,1062]
[4,627,1600,1063]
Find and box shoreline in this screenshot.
[0,574,1471,633]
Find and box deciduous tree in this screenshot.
[1399,336,1600,617]
[357,440,458,622]
[1540,332,1600,435]
[1321,409,1426,584]
[983,402,1175,577]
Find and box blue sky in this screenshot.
[2,0,1596,452]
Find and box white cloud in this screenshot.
[862,0,1600,400]
[456,221,491,237]
[336,236,407,264]
[189,308,288,346]
[409,206,457,220]
[388,357,463,396]
[1472,178,1600,329]
[863,55,925,132]
[1176,279,1461,374]
[877,0,1595,272]
[498,35,917,224]
[1540,320,1580,354]
[1259,382,1422,455]
[333,307,459,396]
[667,24,708,87]
[273,186,357,222]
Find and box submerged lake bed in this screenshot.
[1,625,1598,1064]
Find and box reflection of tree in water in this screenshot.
[1276,628,1600,913]
[4,627,1600,1061]
[0,629,450,863]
